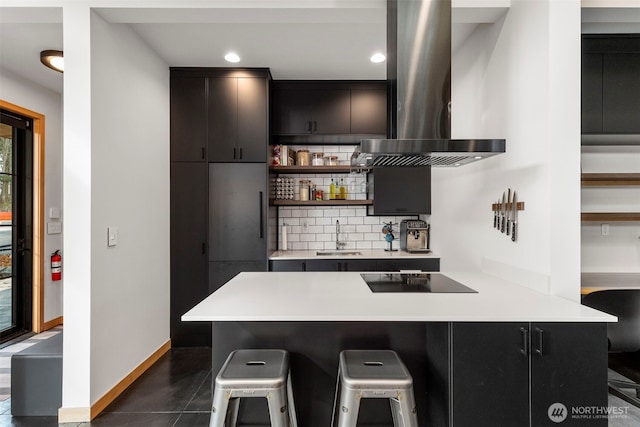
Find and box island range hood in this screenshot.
[351,0,505,167]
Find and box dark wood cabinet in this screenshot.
[351,89,388,135]
[170,76,207,161]
[582,35,640,135]
[430,322,608,427]
[208,76,268,162]
[305,259,377,272]
[271,81,386,136]
[373,167,431,215]
[209,163,267,262]
[169,162,210,347]
[376,258,439,272]
[270,257,439,272]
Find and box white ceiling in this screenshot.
[0,2,638,96]
[0,4,388,95]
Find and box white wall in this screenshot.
[60,6,170,420]
[0,68,64,322]
[432,0,582,300]
[89,10,170,406]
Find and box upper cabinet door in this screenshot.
[271,89,313,134]
[208,77,238,162]
[351,89,387,135]
[237,77,268,162]
[208,76,268,162]
[603,52,640,134]
[311,90,351,134]
[170,76,207,161]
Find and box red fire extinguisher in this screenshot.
[51,250,62,281]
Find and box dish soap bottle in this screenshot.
[329,178,336,200]
[339,178,347,200]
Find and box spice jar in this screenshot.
[311,152,325,166]
[297,150,310,166]
[325,155,338,166]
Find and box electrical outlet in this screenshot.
[601,223,609,236]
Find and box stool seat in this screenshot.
[333,350,418,427]
[210,349,297,427]
[216,349,288,389]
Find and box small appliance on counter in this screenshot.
[399,220,431,253]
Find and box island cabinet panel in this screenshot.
[208,76,268,162]
[377,258,440,272]
[170,75,206,161]
[170,162,210,346]
[430,322,608,427]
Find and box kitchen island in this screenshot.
[183,272,615,427]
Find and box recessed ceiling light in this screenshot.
[370,53,386,63]
[40,50,64,73]
[224,52,240,63]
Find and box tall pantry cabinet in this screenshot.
[170,68,270,346]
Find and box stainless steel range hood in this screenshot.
[352,0,505,167]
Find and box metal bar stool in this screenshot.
[210,349,297,427]
[332,350,418,427]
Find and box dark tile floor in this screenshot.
[0,347,214,427]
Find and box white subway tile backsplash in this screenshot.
[356,241,373,250]
[307,225,324,234]
[364,232,379,241]
[348,233,364,242]
[315,217,331,225]
[356,224,372,233]
[300,234,316,242]
[292,242,309,250]
[348,216,364,225]
[308,242,324,250]
[364,216,381,225]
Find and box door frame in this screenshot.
[0,99,46,333]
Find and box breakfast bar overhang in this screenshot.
[183,272,615,426]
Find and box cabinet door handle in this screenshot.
[534,328,544,356]
[233,147,237,159]
[302,261,306,271]
[239,147,243,159]
[520,327,529,356]
[201,147,206,160]
[313,121,317,132]
[259,191,264,239]
[201,242,206,255]
[306,121,312,133]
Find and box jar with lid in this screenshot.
[297,150,310,166]
[325,155,338,166]
[311,152,325,166]
[299,180,310,201]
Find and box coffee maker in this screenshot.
[399,220,431,253]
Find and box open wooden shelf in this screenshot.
[581,212,640,222]
[270,165,370,174]
[581,173,640,186]
[270,199,373,207]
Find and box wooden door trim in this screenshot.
[0,99,46,333]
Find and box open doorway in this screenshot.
[0,101,45,345]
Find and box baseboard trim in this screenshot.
[41,316,63,331]
[59,339,172,422]
[90,339,172,419]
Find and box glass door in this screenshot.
[0,110,33,343]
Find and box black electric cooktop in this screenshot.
[361,273,477,293]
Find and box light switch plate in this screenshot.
[49,207,60,219]
[47,222,62,234]
[107,227,118,247]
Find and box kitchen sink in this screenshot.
[316,251,362,256]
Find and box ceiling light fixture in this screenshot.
[224,52,240,63]
[40,50,64,73]
[370,53,386,63]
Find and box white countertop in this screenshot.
[269,249,439,260]
[182,271,615,323]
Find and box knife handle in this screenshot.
[511,223,517,242]
[501,216,505,233]
[506,219,510,236]
[494,212,497,228]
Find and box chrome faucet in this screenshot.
[336,220,346,250]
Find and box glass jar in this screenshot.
[299,180,310,201]
[297,150,310,166]
[325,155,338,166]
[311,152,325,166]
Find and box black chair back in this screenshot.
[582,289,640,352]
